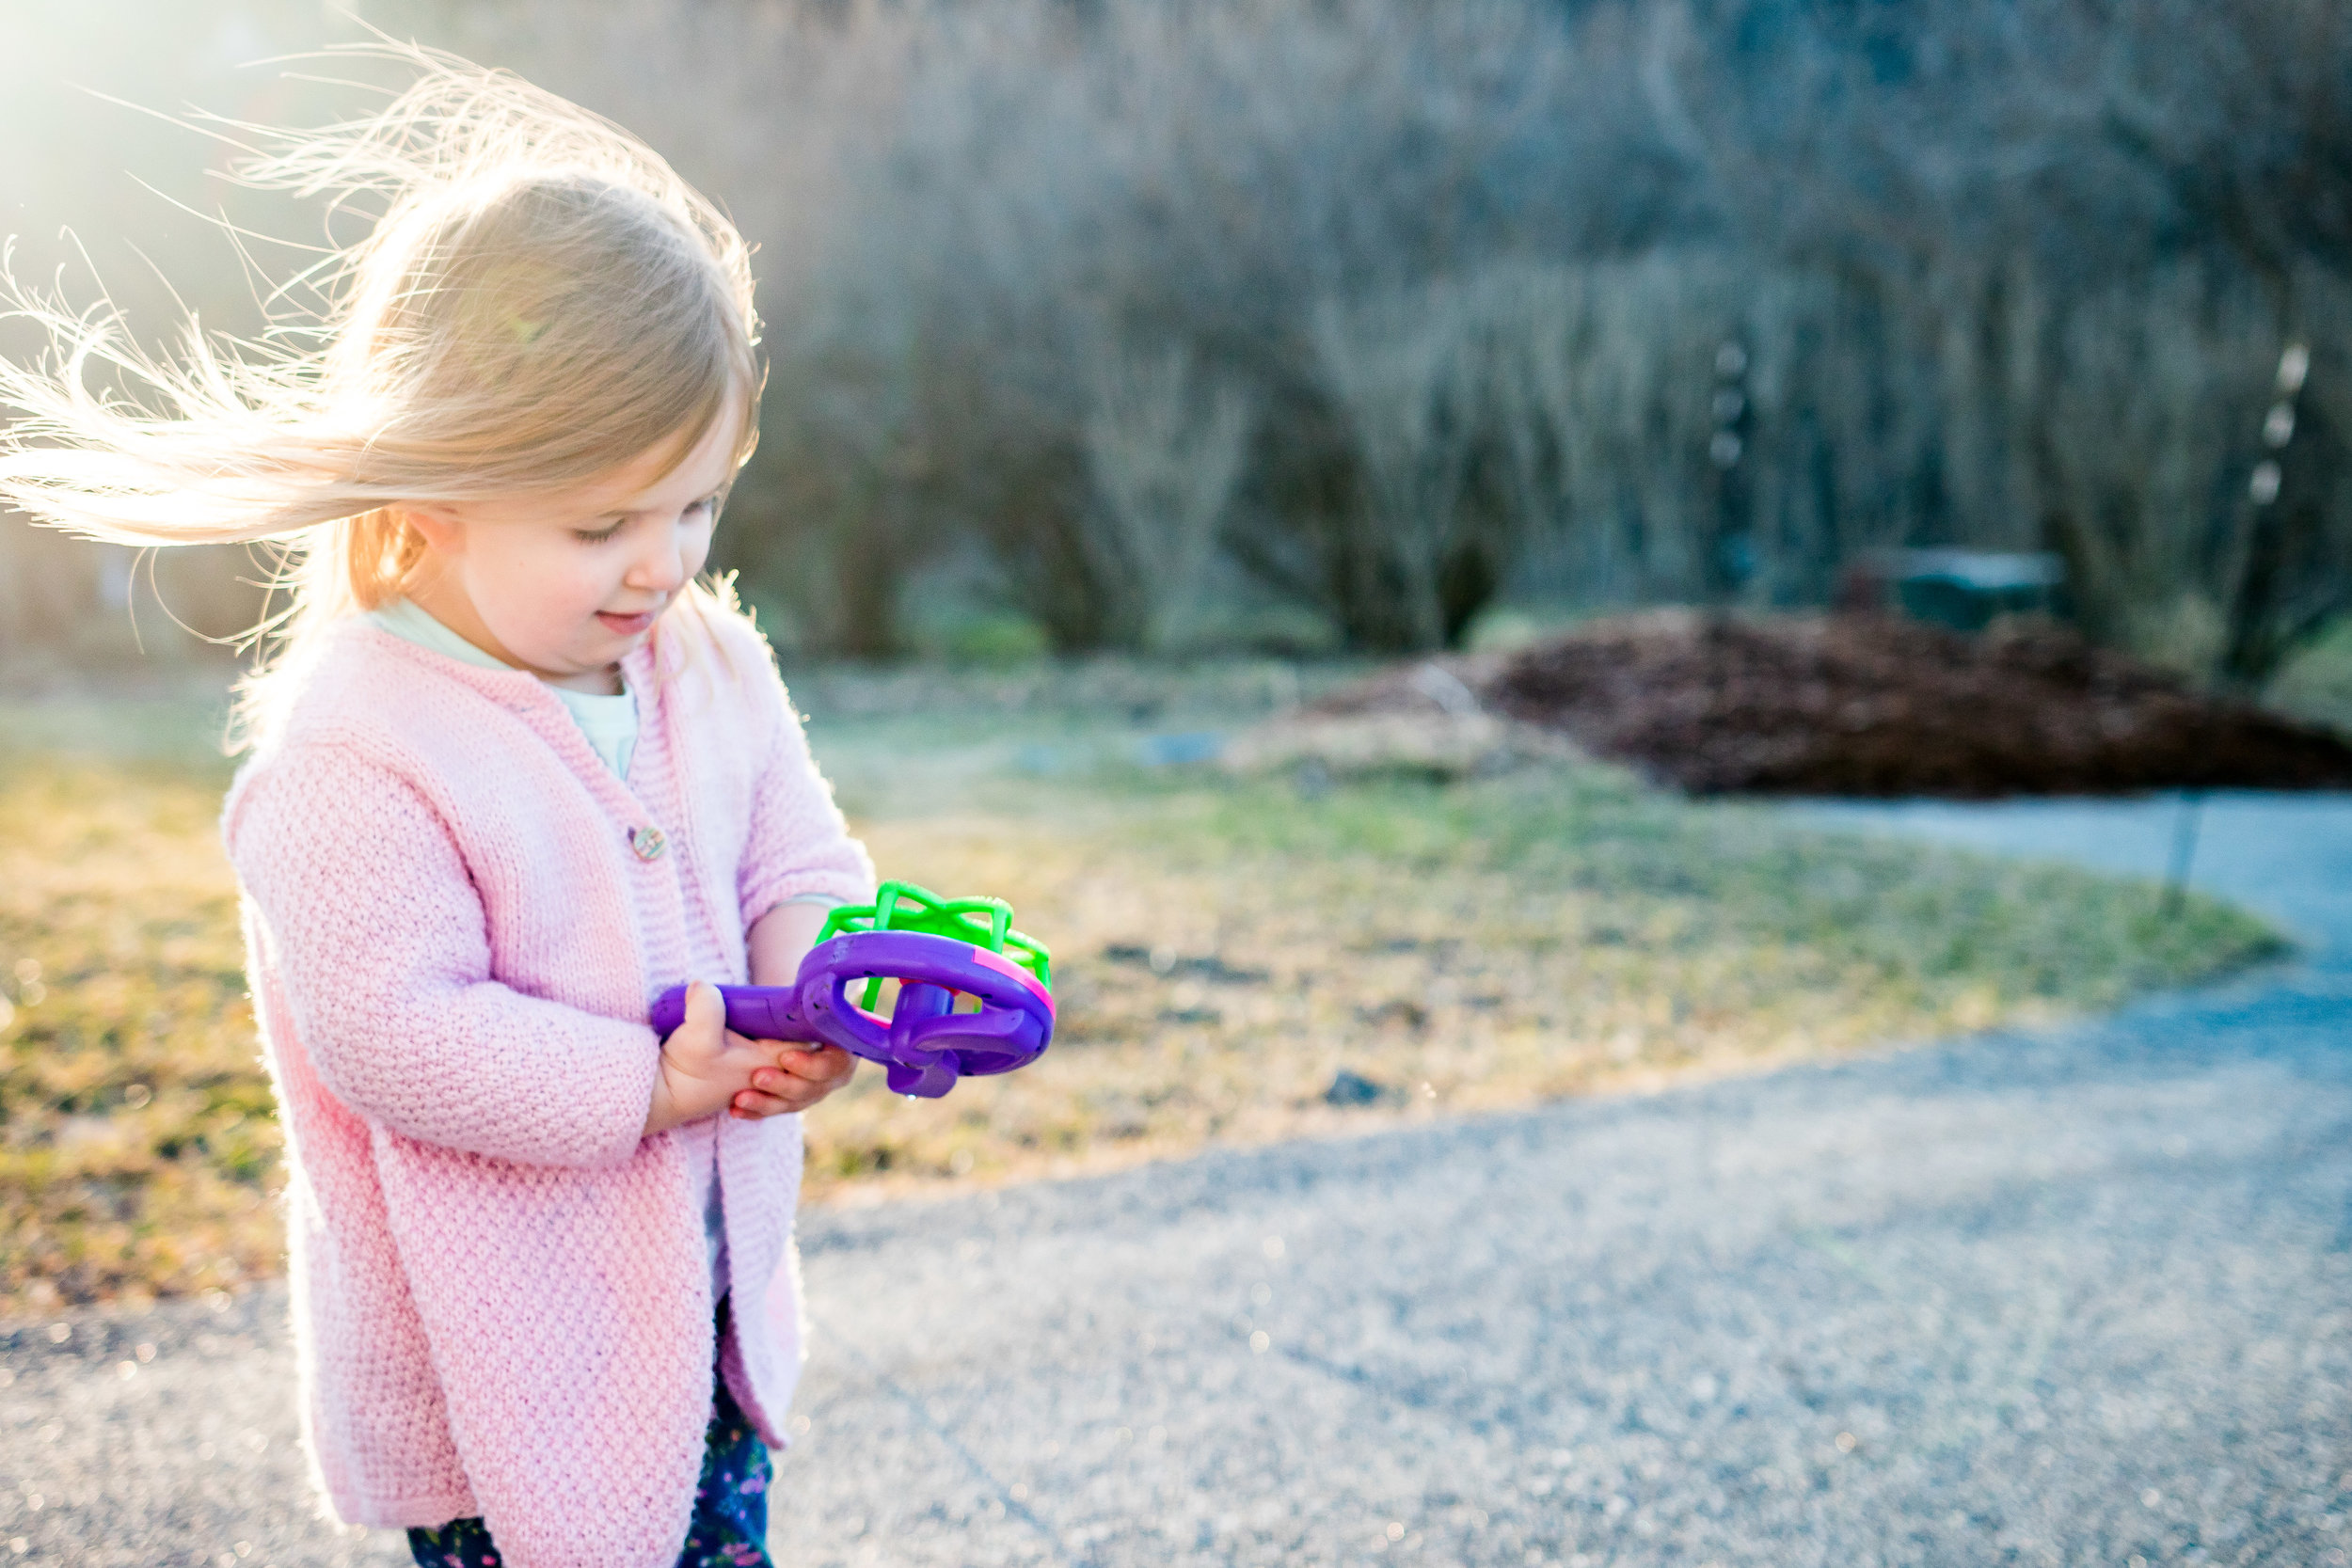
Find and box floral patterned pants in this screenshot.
[406,1342,773,1568]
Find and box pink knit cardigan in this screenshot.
[222,610,873,1568]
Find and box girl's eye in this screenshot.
[574,520,626,544]
[689,494,720,520]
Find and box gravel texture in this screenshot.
[6,793,2350,1567]
[0,1287,397,1567]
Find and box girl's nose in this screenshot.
[625,523,692,593]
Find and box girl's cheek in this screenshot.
[683,519,716,578]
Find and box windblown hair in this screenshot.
[0,45,764,746]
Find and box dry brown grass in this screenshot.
[803,768,2280,1197]
[0,722,2284,1315]
[0,759,277,1318]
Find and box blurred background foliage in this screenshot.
[4,0,2351,687]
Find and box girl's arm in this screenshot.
[733,657,873,928]
[230,746,663,1169]
[693,618,872,1118]
[729,648,872,1118]
[748,896,834,985]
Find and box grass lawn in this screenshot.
[0,665,2287,1318]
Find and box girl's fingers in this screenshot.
[771,1046,854,1085]
[682,980,726,1036]
[734,1052,855,1115]
[753,1064,830,1098]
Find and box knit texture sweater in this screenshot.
[222,608,873,1568]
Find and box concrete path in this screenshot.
[5,795,2349,1566]
[1793,791,2352,964]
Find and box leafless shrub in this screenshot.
[1079,339,1253,652]
[1478,256,1754,607]
[1308,284,1491,651]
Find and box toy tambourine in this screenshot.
[649,881,1054,1098]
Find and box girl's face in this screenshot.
[401,393,743,694]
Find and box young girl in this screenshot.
[0,52,871,1568]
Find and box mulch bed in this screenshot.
[1311,610,2352,797]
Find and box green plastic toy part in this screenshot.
[818,880,1054,1010]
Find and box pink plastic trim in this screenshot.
[972,945,1055,1014]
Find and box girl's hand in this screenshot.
[729,1043,857,1119]
[644,981,798,1135]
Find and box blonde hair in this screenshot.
[0,44,764,747]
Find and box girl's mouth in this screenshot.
[596,608,660,637]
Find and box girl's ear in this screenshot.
[402,504,469,557]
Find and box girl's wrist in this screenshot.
[644,1061,711,1136]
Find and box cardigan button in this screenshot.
[629,826,668,862]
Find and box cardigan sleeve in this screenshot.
[228,745,660,1169]
[736,666,875,928]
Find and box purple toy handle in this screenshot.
[648,929,1054,1098]
[646,984,821,1044]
